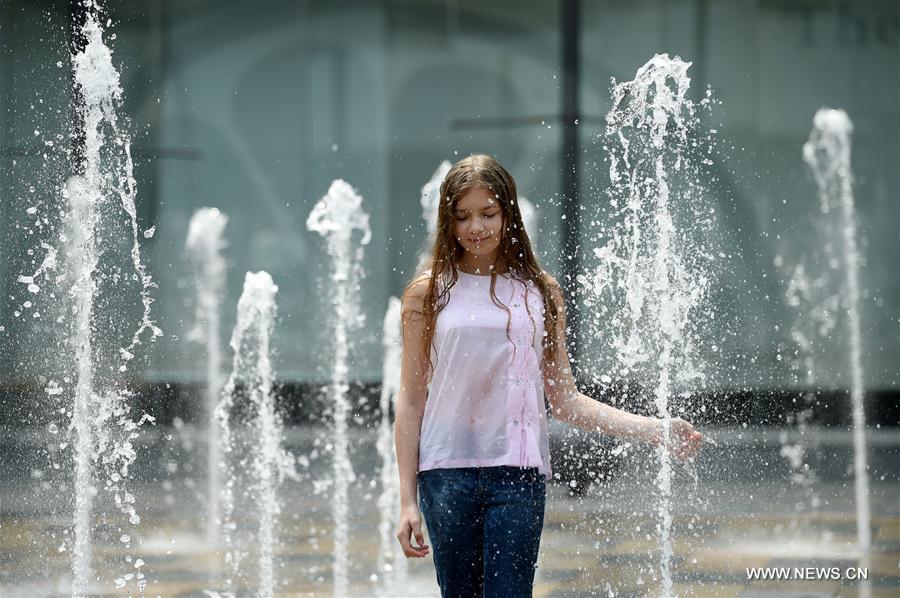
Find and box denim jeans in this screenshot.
[417,466,546,598]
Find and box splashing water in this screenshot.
[375,296,407,593]
[72,9,161,370]
[802,109,870,554]
[67,8,160,594]
[16,243,57,296]
[517,194,539,247]
[421,160,452,237]
[417,160,452,270]
[186,207,229,548]
[64,172,99,597]
[216,271,292,596]
[582,53,714,596]
[307,179,371,597]
[779,261,830,525]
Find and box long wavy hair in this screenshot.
[402,154,562,385]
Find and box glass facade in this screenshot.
[0,0,897,392]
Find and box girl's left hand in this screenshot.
[667,417,703,461]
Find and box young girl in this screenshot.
[395,154,702,597]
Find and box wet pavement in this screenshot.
[1,425,897,597]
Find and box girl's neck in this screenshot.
[456,259,507,276]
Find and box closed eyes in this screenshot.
[455,211,500,221]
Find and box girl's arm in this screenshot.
[394,275,431,558]
[541,275,702,458]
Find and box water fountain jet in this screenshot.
[66,6,161,592]
[802,108,870,553]
[582,53,713,596]
[307,179,371,597]
[186,207,229,547]
[375,296,407,593]
[216,270,291,595]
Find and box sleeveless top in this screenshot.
[417,269,552,479]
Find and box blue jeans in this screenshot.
[417,466,546,598]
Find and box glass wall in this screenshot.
[0,0,896,393]
[576,0,899,391]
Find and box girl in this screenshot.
[395,154,702,597]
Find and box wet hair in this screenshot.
[401,153,563,385]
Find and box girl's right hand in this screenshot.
[667,417,703,461]
[396,504,430,558]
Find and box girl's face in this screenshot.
[452,186,504,262]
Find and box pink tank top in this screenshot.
[418,269,552,478]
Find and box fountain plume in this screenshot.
[802,108,870,553]
[216,271,292,595]
[186,207,229,547]
[66,6,161,593]
[307,179,371,597]
[375,296,407,593]
[582,53,714,596]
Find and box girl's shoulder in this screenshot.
[401,270,433,315]
[533,270,564,305]
[538,270,559,288]
[520,270,560,294]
